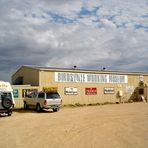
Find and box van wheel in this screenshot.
[53,108,58,112]
[36,104,41,112]
[24,102,28,109]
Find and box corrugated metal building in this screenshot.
[12,65,148,108]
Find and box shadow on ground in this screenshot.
[14,108,53,114]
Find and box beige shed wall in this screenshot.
[12,67,39,86]
[12,85,39,108]
[39,70,148,105]
[12,67,148,108]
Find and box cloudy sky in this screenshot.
[0,0,148,82]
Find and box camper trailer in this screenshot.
[0,81,15,116]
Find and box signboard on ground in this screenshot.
[65,87,78,95]
[104,87,115,94]
[85,88,97,95]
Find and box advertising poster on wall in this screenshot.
[42,87,58,92]
[104,87,115,94]
[13,89,18,98]
[85,88,97,95]
[139,75,144,81]
[65,87,78,95]
[126,86,134,93]
[22,89,38,98]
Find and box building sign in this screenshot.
[13,89,18,98]
[42,87,57,92]
[22,89,38,98]
[85,88,97,95]
[126,86,134,93]
[55,72,128,83]
[65,87,78,95]
[104,87,115,94]
[139,75,144,81]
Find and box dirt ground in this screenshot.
[0,103,148,148]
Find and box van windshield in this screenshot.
[1,92,12,100]
[46,92,60,99]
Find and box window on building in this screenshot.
[13,76,23,85]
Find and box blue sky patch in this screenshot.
[78,6,100,17]
[142,14,148,18]
[135,24,148,30]
[47,11,75,24]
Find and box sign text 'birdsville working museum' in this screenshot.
[55,72,128,83]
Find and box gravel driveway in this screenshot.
[0,103,148,148]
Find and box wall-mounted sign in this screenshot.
[55,72,128,84]
[85,88,97,95]
[139,75,144,82]
[126,86,134,93]
[13,89,18,98]
[42,87,57,92]
[22,89,38,98]
[104,87,115,94]
[65,87,78,95]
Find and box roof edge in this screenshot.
[13,65,148,76]
[11,65,39,78]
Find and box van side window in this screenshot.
[38,93,45,98]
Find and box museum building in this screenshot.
[11,65,148,107]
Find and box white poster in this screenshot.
[139,75,144,81]
[104,88,115,94]
[65,87,78,95]
[126,86,134,93]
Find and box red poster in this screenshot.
[85,88,97,95]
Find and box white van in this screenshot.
[0,81,15,116]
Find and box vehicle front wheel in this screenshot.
[36,104,41,112]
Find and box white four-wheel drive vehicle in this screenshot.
[24,91,62,112]
[0,81,15,116]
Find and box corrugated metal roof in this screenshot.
[21,65,148,76]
